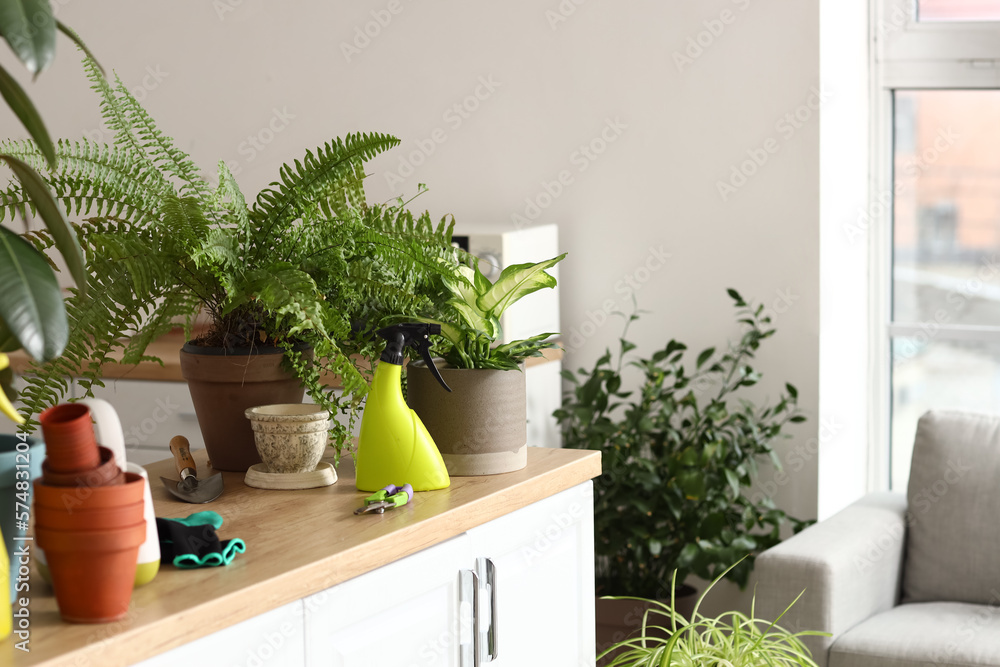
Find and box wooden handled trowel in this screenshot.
[160,436,224,503]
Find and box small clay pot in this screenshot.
[245,404,330,474]
[41,446,123,488]
[34,501,143,531]
[34,472,144,513]
[36,522,145,623]
[39,404,100,473]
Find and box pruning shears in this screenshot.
[354,484,414,515]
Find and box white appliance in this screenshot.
[452,224,562,449]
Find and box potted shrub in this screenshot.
[599,562,826,666]
[555,289,811,653]
[407,253,565,475]
[0,54,460,470]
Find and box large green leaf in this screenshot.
[477,253,565,320]
[0,62,55,166]
[0,226,67,361]
[0,154,87,296]
[0,0,56,74]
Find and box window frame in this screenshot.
[871,0,1000,490]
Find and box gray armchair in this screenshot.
[755,410,1000,667]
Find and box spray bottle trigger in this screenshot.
[416,342,452,393]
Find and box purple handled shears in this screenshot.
[354,484,414,514]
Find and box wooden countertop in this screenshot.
[8,331,564,383]
[7,447,601,667]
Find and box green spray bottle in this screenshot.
[356,323,452,492]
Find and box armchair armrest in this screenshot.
[754,492,907,667]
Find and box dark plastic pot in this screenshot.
[34,501,143,531]
[179,342,311,472]
[34,472,144,512]
[38,404,100,473]
[36,522,145,623]
[41,446,123,487]
[595,586,698,666]
[0,435,44,602]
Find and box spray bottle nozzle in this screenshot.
[376,323,451,392]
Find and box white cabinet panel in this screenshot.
[81,380,203,465]
[304,535,472,667]
[135,600,305,667]
[467,482,595,666]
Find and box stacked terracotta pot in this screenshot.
[33,403,146,623]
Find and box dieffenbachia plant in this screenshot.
[418,253,566,370]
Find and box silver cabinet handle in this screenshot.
[477,557,499,662]
[459,569,480,667]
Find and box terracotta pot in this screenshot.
[179,343,311,472]
[595,586,698,666]
[41,446,123,488]
[34,472,144,512]
[245,404,330,474]
[36,522,145,623]
[407,361,527,476]
[38,404,100,473]
[34,501,143,531]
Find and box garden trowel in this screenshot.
[160,435,224,503]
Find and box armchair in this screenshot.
[755,410,1000,667]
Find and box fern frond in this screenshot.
[248,132,400,256]
[81,56,168,191]
[111,73,210,201]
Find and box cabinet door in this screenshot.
[304,534,473,667]
[467,481,595,666]
[135,600,306,666]
[81,380,203,465]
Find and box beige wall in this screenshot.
[3,0,821,608]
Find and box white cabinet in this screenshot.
[0,377,203,465]
[135,600,306,667]
[82,380,203,465]
[303,480,595,666]
[304,535,472,667]
[467,482,596,666]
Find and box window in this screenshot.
[875,2,1000,489]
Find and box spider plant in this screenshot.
[598,560,827,666]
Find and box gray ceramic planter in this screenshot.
[407,360,527,476]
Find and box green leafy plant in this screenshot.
[556,289,810,597]
[0,4,97,422]
[0,53,460,456]
[598,561,826,666]
[417,253,566,370]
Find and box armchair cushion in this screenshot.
[829,601,1000,667]
[903,410,1000,605]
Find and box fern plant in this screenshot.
[0,54,460,458]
